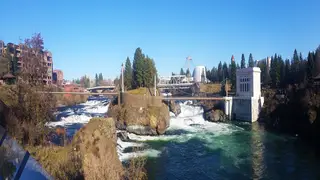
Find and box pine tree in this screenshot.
[230,57,237,89]
[270,54,281,87]
[284,59,291,85]
[95,73,99,86]
[307,52,315,80]
[180,68,185,75]
[186,69,191,77]
[248,53,254,67]
[241,54,246,68]
[314,46,320,76]
[291,49,300,84]
[210,67,218,82]
[278,56,285,87]
[218,61,223,82]
[222,62,228,80]
[236,63,240,69]
[258,60,267,85]
[98,73,103,82]
[124,57,132,90]
[132,47,145,88]
[142,56,157,87]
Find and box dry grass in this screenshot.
[200,83,222,93]
[26,145,83,180]
[72,117,124,180]
[124,156,147,180]
[127,88,148,95]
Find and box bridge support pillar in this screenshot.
[223,97,233,120]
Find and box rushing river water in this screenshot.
[50,99,320,180]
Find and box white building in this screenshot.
[192,66,206,83]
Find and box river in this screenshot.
[49,99,320,180]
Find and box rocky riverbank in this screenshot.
[259,87,320,149]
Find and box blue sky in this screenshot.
[1,0,319,80]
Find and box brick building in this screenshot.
[53,69,64,86]
[0,41,54,85]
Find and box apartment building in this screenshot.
[53,69,64,86]
[0,41,54,85]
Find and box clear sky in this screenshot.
[0,0,319,80]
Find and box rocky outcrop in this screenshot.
[164,100,181,117]
[200,100,227,122]
[108,103,170,135]
[72,117,124,180]
[259,87,320,150]
[204,109,227,122]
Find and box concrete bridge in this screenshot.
[87,86,116,93]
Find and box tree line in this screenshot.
[258,46,320,88]
[123,47,157,90]
[203,53,255,89]
[203,46,320,90]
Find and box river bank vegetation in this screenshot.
[0,34,147,179]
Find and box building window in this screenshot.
[240,77,250,92]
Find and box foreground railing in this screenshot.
[0,126,52,180]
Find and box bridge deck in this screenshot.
[157,83,194,87]
[37,92,228,100]
[162,97,227,100]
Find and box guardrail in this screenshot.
[0,126,32,180]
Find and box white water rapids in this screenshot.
[47,99,242,162]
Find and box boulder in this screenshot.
[204,109,227,122]
[108,103,170,135]
[72,118,124,180]
[126,125,157,135]
[164,100,181,117]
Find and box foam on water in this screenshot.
[117,102,242,161]
[51,99,241,163]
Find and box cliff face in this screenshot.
[259,87,320,148]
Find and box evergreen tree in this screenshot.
[270,54,281,87]
[230,57,237,89]
[314,46,320,76]
[186,69,191,77]
[291,49,300,84]
[278,56,285,87]
[132,47,145,88]
[248,53,254,67]
[124,57,133,90]
[210,67,218,82]
[258,60,267,86]
[95,73,99,86]
[241,54,246,68]
[217,61,223,82]
[284,59,291,85]
[222,62,229,80]
[180,68,185,75]
[142,56,157,87]
[98,73,103,81]
[307,52,315,80]
[236,63,240,69]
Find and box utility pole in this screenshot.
[121,63,124,93]
[225,78,228,97]
[154,74,157,96]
